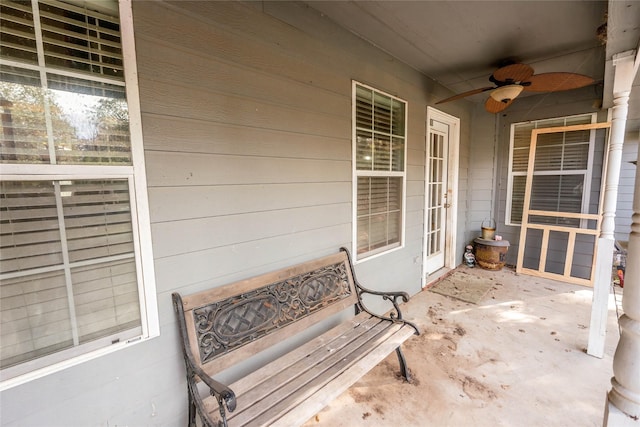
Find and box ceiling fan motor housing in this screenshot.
[490,84,524,104]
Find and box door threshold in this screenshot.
[423,267,454,289]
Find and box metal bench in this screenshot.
[172,247,420,427]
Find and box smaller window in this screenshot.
[352,82,407,260]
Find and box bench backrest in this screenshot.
[175,250,359,378]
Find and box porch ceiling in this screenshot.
[304,0,640,132]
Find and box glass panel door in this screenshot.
[425,121,448,274]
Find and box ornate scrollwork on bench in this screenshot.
[193,262,352,363]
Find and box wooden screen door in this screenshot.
[516,122,610,286]
[425,118,449,274]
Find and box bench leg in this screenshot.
[188,394,197,427]
[395,346,412,383]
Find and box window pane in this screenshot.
[562,143,589,170]
[513,123,534,149]
[0,1,38,64]
[391,99,405,136]
[49,74,131,165]
[72,259,140,344]
[355,130,373,170]
[357,215,370,254]
[512,147,529,172]
[0,70,131,165]
[565,115,594,127]
[0,68,50,163]
[355,86,372,129]
[373,92,392,134]
[0,259,142,370]
[392,137,404,172]
[535,131,590,172]
[1,181,63,273]
[357,177,402,255]
[372,135,391,171]
[534,143,564,171]
[61,180,134,263]
[39,1,123,80]
[510,175,526,224]
[1,270,73,369]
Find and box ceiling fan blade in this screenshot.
[523,72,595,92]
[492,63,534,83]
[485,96,514,114]
[435,87,495,104]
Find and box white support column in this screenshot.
[602,50,640,426]
[588,50,636,358]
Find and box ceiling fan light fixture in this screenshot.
[490,84,524,103]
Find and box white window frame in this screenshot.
[505,113,597,226]
[351,81,407,263]
[0,0,158,391]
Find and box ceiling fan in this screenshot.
[436,63,595,113]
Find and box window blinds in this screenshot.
[357,177,402,254]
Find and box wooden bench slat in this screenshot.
[201,313,382,417]
[223,315,391,422]
[217,319,408,426]
[263,326,417,427]
[260,327,413,427]
[230,312,380,396]
[230,313,380,400]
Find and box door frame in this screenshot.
[422,107,460,287]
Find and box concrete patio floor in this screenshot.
[303,266,622,427]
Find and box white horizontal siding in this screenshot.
[141,114,349,160]
[152,203,352,258]
[149,182,351,223]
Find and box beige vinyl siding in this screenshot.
[467,108,497,236]
[135,0,431,294]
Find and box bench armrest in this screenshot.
[191,361,237,420]
[172,293,237,427]
[340,248,420,335]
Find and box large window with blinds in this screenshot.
[352,82,406,261]
[0,0,157,387]
[506,113,596,225]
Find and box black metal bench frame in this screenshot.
[172,247,419,427]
